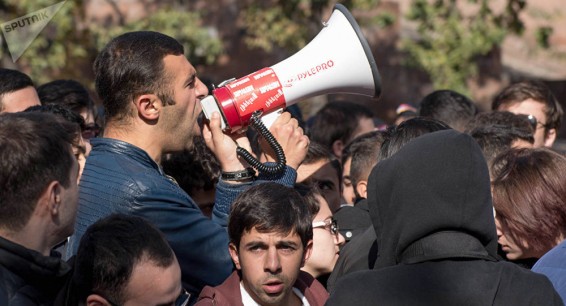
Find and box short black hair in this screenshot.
[37,79,94,114]
[94,31,184,122]
[229,183,313,249]
[347,131,386,197]
[0,112,75,231]
[466,111,534,167]
[73,214,176,305]
[418,90,477,132]
[25,104,85,131]
[379,117,451,161]
[0,68,35,111]
[162,137,221,193]
[295,183,322,218]
[303,141,342,188]
[308,101,374,152]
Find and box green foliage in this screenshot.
[536,26,553,49]
[242,3,309,52]
[373,12,395,28]
[0,1,223,86]
[239,0,382,52]
[403,0,526,95]
[90,9,223,66]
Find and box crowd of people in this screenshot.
[0,29,565,306]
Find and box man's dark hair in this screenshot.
[229,183,313,249]
[73,214,176,305]
[379,117,451,162]
[162,137,221,193]
[25,104,85,132]
[37,79,94,114]
[492,80,563,131]
[347,131,386,198]
[303,141,342,188]
[294,183,322,218]
[466,111,535,166]
[0,112,75,231]
[418,90,477,132]
[0,68,35,111]
[93,31,184,122]
[308,101,374,152]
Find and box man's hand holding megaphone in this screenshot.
[203,109,308,182]
[202,111,254,183]
[259,111,309,171]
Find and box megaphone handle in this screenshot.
[236,111,287,175]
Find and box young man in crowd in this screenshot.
[0,112,78,305]
[37,79,99,140]
[334,131,384,243]
[67,31,308,301]
[296,142,342,213]
[492,80,563,148]
[0,68,41,113]
[197,183,328,306]
[69,214,189,306]
[308,101,375,159]
[418,89,477,132]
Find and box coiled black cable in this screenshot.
[236,111,286,175]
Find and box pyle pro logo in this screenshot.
[1,1,66,62]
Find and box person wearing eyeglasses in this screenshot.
[196,183,329,306]
[492,80,563,148]
[67,214,190,306]
[37,79,100,141]
[299,185,345,288]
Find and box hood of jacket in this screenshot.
[368,130,498,269]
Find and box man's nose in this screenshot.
[195,77,209,99]
[264,248,282,273]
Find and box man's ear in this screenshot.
[36,181,61,217]
[301,240,314,267]
[134,94,161,121]
[229,243,241,270]
[331,140,344,158]
[544,128,557,147]
[86,294,112,306]
[355,180,368,199]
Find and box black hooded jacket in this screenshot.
[0,236,71,305]
[327,130,562,305]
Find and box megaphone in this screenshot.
[201,3,381,133]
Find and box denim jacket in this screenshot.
[66,138,297,300]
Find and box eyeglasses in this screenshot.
[522,114,548,130]
[82,123,100,140]
[93,288,190,306]
[313,218,339,236]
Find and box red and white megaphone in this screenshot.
[200,3,381,133]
